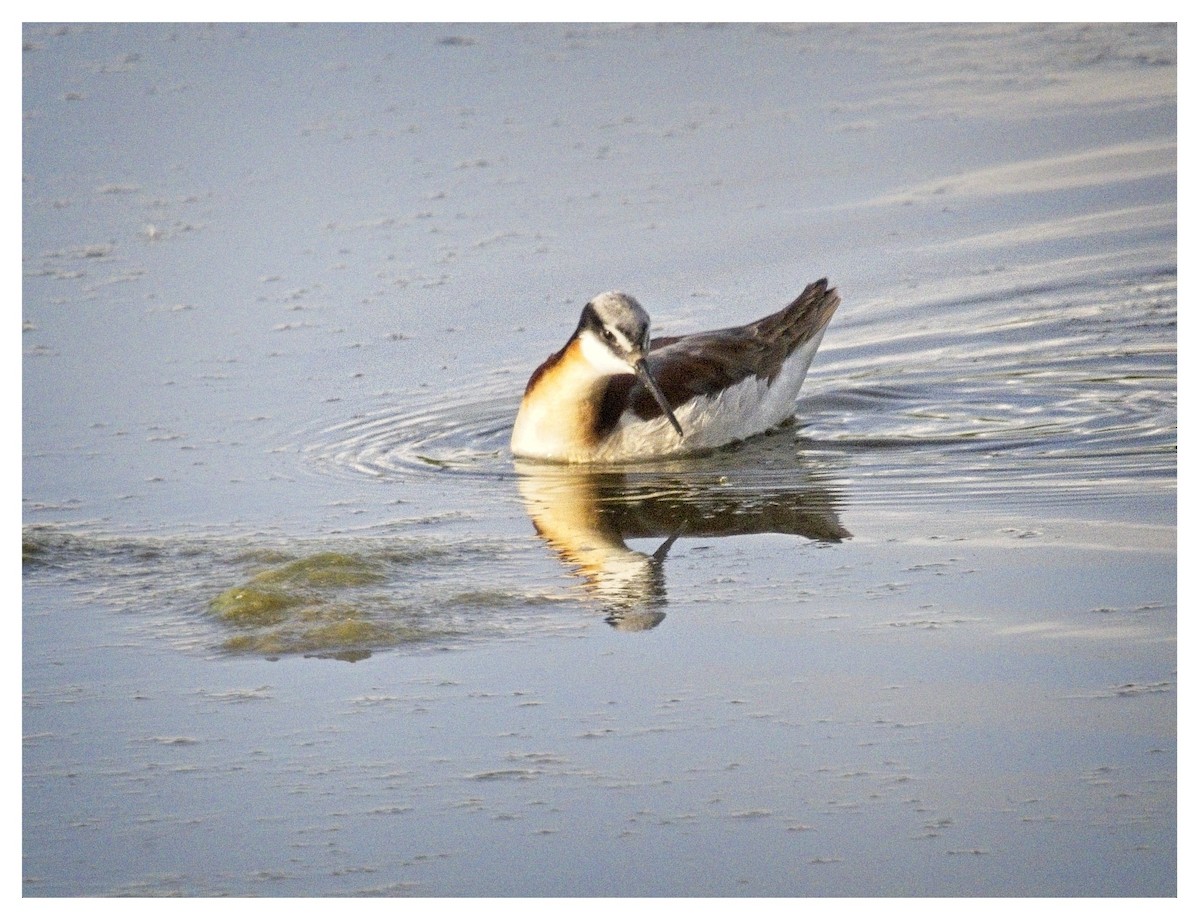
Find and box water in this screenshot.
[22,23,1175,896]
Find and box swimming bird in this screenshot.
[511,279,841,462]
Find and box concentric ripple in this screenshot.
[303,378,520,481]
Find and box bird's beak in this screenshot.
[633,357,683,437]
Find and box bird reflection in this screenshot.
[514,452,850,631]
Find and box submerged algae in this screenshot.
[23,525,553,661]
[207,546,498,658]
[221,603,441,657]
[210,585,312,627]
[247,551,388,589]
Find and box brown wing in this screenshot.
[597,279,840,434]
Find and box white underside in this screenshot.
[586,328,829,462]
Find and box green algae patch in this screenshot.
[210,586,309,626]
[249,551,387,589]
[210,549,449,658]
[218,600,446,657]
[301,615,394,648]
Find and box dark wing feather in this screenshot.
[596,279,840,436]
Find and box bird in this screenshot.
[510,279,841,463]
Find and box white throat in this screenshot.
[577,328,637,377]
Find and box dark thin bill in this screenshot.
[634,359,684,436]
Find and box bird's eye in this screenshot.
[603,329,616,343]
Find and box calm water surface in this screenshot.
[23,23,1175,896]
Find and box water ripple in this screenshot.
[300,271,1175,513]
[304,377,519,480]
